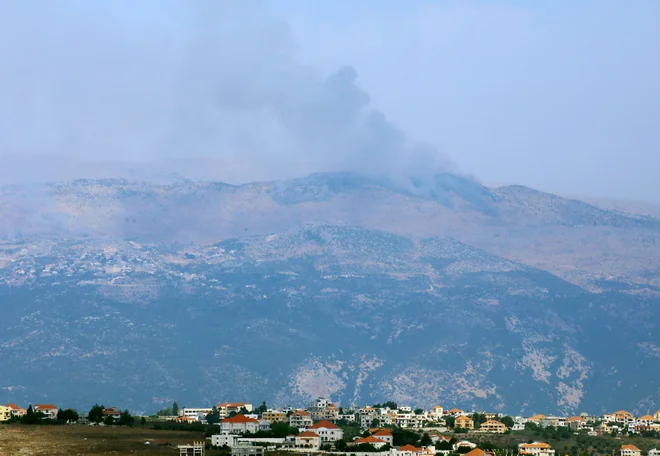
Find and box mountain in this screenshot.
[1,172,659,415]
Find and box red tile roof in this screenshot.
[400,444,422,452]
[373,430,393,436]
[309,420,340,429]
[297,431,320,438]
[292,410,309,416]
[6,403,21,410]
[622,445,640,451]
[356,436,384,444]
[34,404,57,410]
[465,449,492,456]
[222,413,258,423]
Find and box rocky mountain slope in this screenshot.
[0,172,659,415]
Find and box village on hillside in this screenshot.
[3,398,660,456]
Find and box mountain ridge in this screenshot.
[0,172,659,414]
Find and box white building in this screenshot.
[212,434,241,447]
[180,408,213,421]
[308,420,344,442]
[34,404,58,419]
[220,414,259,434]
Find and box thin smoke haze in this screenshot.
[0,0,451,185]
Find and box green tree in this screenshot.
[271,422,299,437]
[371,418,380,427]
[392,427,420,446]
[119,410,135,427]
[141,416,147,428]
[446,416,455,428]
[21,405,44,424]
[383,401,398,410]
[103,415,115,426]
[420,433,432,446]
[438,441,453,451]
[335,439,348,451]
[206,406,221,425]
[256,402,267,414]
[172,402,179,417]
[355,443,377,452]
[57,408,79,423]
[88,404,105,424]
[500,416,515,428]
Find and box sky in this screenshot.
[0,0,658,201]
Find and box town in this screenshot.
[3,399,660,456]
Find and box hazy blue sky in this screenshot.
[1,1,658,201]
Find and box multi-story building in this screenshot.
[614,411,634,425]
[180,408,213,421]
[295,431,321,449]
[308,420,343,442]
[220,414,259,434]
[429,406,444,421]
[518,442,555,456]
[620,445,641,456]
[455,415,474,430]
[288,410,313,428]
[480,420,507,433]
[217,403,253,419]
[637,415,656,427]
[372,429,393,446]
[6,404,26,418]
[261,410,287,423]
[396,410,424,429]
[567,416,587,430]
[338,413,357,422]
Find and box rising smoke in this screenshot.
[0,0,451,185]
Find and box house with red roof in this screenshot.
[354,435,388,449]
[398,444,423,456]
[6,403,26,418]
[372,429,393,446]
[620,445,641,456]
[34,404,57,419]
[295,431,321,449]
[308,420,344,442]
[519,442,555,456]
[465,449,495,456]
[220,413,259,434]
[102,407,121,419]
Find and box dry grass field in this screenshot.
[0,424,208,456]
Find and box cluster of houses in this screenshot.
[168,399,660,436]
[5,398,660,456]
[0,403,55,420]
[160,398,660,456]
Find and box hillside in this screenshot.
[0,172,659,415]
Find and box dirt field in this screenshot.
[0,424,208,455]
